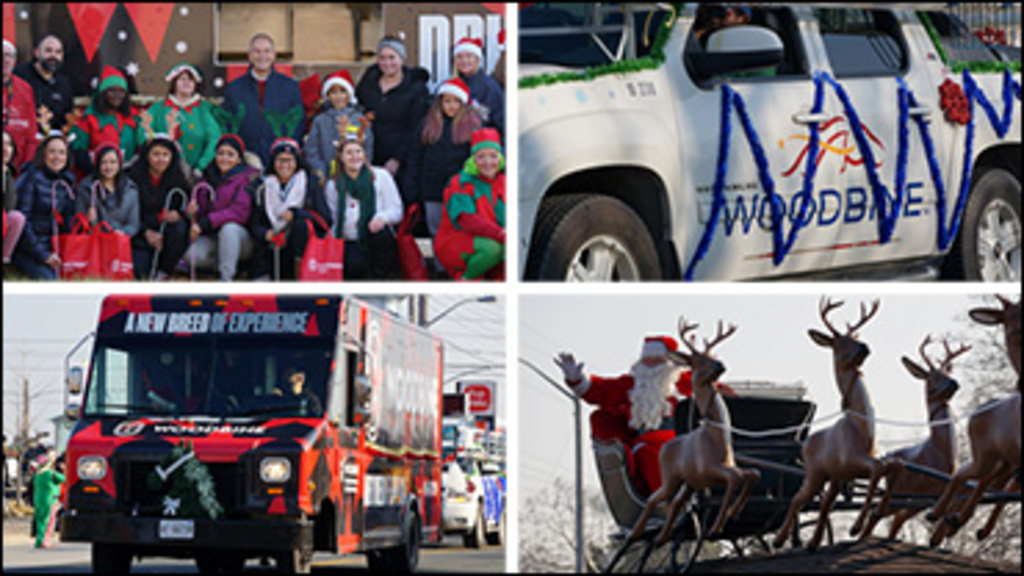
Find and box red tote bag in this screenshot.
[58,214,101,280]
[396,205,430,281]
[94,222,134,281]
[299,220,344,282]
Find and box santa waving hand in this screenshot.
[556,336,733,497]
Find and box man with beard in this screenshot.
[556,336,735,496]
[15,35,75,133]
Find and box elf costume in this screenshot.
[434,128,506,280]
[32,457,65,548]
[139,64,222,172]
[70,66,140,165]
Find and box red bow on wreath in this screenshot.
[939,79,971,126]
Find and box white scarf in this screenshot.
[264,170,308,233]
[628,360,682,432]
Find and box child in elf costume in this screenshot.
[70,66,140,171]
[434,128,505,281]
[138,63,222,175]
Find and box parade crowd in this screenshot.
[2,31,506,281]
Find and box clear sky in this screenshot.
[517,292,1014,503]
[3,292,506,443]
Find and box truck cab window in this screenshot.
[921,11,1005,64]
[815,8,907,77]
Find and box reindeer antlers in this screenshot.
[918,335,971,372]
[819,296,880,336]
[677,316,737,354]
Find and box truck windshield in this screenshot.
[82,336,333,419]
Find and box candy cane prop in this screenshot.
[50,180,75,281]
[149,187,189,281]
[188,182,216,282]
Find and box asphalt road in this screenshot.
[2,524,505,574]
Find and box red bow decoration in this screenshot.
[939,79,971,126]
[53,209,64,228]
[271,231,287,248]
[157,208,167,223]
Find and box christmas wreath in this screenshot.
[147,440,224,520]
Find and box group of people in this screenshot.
[3,30,506,281]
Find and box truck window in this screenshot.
[921,11,1005,64]
[684,6,807,83]
[520,3,671,67]
[815,8,908,77]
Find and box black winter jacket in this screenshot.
[355,65,431,170]
[403,115,471,204]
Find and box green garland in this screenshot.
[918,11,1022,75]
[519,3,685,90]
[147,440,224,520]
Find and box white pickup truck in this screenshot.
[519,3,1021,281]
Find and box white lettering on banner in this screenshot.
[121,312,310,335]
[418,13,504,91]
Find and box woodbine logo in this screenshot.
[112,421,267,437]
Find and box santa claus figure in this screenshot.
[556,336,732,496]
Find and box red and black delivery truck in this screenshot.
[60,295,444,573]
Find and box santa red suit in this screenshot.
[559,336,733,496]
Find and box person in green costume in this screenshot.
[32,452,65,548]
[139,64,222,177]
[69,66,140,172]
[434,128,506,281]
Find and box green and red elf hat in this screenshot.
[165,63,202,85]
[97,66,128,93]
[463,128,504,176]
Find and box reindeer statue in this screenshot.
[928,296,1021,546]
[772,297,887,551]
[627,318,760,546]
[850,335,969,540]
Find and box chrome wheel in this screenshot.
[976,198,1021,282]
[567,235,641,282]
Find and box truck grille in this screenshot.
[117,460,245,516]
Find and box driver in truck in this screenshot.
[273,367,323,416]
[694,4,753,45]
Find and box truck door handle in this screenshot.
[793,112,831,125]
[909,105,932,120]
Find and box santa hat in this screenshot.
[641,336,678,359]
[2,39,15,57]
[321,70,357,103]
[453,37,484,61]
[165,63,202,84]
[98,66,128,94]
[436,77,472,105]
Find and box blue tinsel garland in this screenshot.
[683,70,1020,281]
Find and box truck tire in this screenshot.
[944,168,1021,282]
[195,551,246,574]
[368,512,421,573]
[463,505,486,549]
[485,509,506,547]
[92,543,132,574]
[528,194,662,281]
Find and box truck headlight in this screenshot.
[260,457,291,483]
[78,456,108,481]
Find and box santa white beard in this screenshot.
[628,360,682,432]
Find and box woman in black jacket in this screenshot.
[246,138,330,281]
[127,135,192,280]
[403,78,483,239]
[355,36,430,205]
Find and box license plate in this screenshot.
[159,519,195,540]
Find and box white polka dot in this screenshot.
[179,6,189,17]
[175,41,188,54]
[118,30,128,42]
[213,77,224,89]
[398,31,406,41]
[19,11,28,20]
[91,77,99,89]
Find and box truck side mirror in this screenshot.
[691,25,785,80]
[353,375,373,426]
[65,403,81,421]
[67,366,84,395]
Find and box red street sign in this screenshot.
[461,383,494,417]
